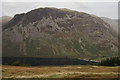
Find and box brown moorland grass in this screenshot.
[2,65,119,78]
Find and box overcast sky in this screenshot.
[1,1,119,19]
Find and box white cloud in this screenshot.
[2,0,119,2]
[0,7,1,17]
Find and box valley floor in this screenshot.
[2,65,119,78]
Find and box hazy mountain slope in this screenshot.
[2,8,118,60]
[0,16,12,25]
[0,16,12,29]
[101,17,118,32]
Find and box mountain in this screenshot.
[2,8,118,60]
[101,17,118,32]
[0,16,12,25]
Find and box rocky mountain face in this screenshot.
[2,8,118,60]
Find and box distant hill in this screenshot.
[101,17,118,32]
[0,16,12,25]
[2,8,118,60]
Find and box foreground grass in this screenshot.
[2,65,119,78]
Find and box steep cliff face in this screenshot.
[2,8,118,60]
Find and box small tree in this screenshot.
[98,56,120,66]
[12,60,20,66]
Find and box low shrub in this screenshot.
[12,60,20,66]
